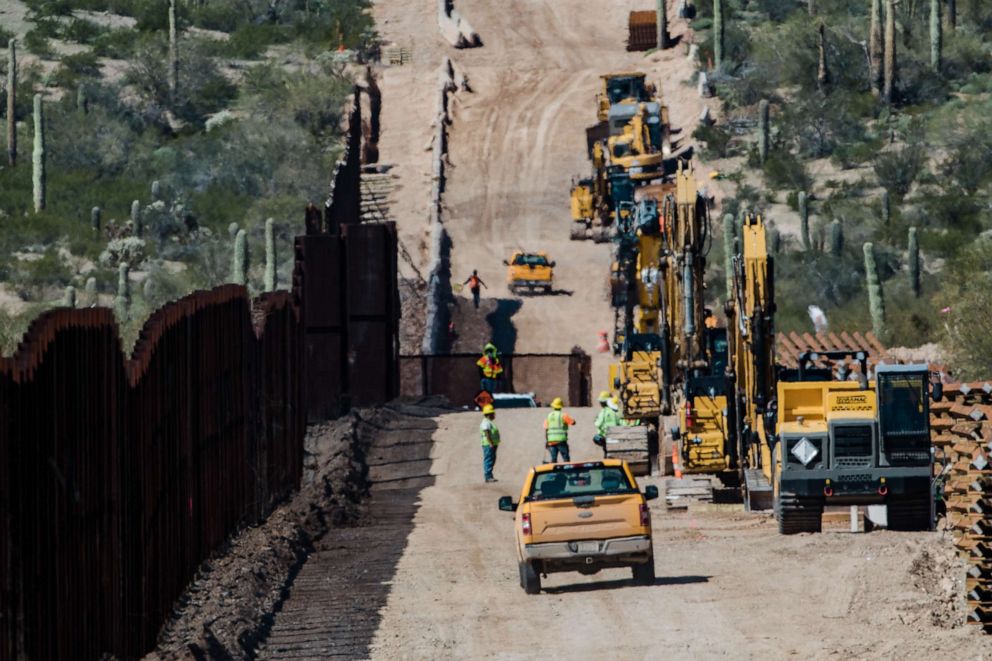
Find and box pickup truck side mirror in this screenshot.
[931,382,943,402]
[643,485,659,501]
[498,496,517,512]
[502,260,509,266]
[549,261,557,268]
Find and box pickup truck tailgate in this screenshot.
[529,494,643,543]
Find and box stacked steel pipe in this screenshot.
[931,382,992,632]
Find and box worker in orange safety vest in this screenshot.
[477,342,504,394]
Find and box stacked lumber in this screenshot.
[604,425,650,475]
[932,382,992,633]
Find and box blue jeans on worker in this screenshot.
[483,445,498,480]
[481,378,500,393]
[548,442,570,463]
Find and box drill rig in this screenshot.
[606,164,733,478]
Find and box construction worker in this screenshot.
[544,397,576,463]
[477,342,504,394]
[480,403,500,483]
[463,270,487,309]
[593,391,620,450]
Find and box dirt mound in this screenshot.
[909,542,969,628]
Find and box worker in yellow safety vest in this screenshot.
[593,391,621,452]
[477,342,504,394]
[480,404,500,483]
[543,397,576,463]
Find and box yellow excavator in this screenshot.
[605,103,664,182]
[725,214,777,510]
[727,215,938,533]
[606,164,734,479]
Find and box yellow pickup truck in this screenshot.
[498,459,658,593]
[503,251,555,295]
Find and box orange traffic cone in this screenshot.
[597,331,610,353]
[672,440,683,479]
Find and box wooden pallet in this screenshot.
[604,425,650,474]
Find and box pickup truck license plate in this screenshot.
[577,541,599,554]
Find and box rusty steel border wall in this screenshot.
[0,286,305,660]
[0,81,401,659]
[931,383,992,632]
[400,352,592,408]
[296,86,400,421]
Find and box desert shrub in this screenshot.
[693,124,733,159]
[125,38,237,127]
[91,27,142,58]
[63,18,107,44]
[23,28,55,58]
[762,151,811,192]
[873,142,926,198]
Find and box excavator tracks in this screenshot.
[775,493,824,535]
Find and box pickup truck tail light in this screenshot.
[639,503,650,527]
[521,512,532,536]
[685,400,694,428]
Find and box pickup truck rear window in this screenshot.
[512,254,549,267]
[528,465,635,501]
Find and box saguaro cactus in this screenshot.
[798,191,811,251]
[908,226,920,297]
[232,228,248,285]
[883,0,896,104]
[91,206,101,232]
[930,0,941,71]
[947,0,956,31]
[869,0,883,96]
[817,23,830,91]
[656,0,670,49]
[116,262,131,321]
[84,277,97,306]
[713,0,724,70]
[151,179,161,200]
[264,218,276,291]
[829,219,843,256]
[7,39,15,166]
[881,190,890,225]
[32,94,45,213]
[723,214,735,301]
[757,99,769,163]
[168,0,179,104]
[76,85,88,113]
[131,199,142,236]
[863,242,887,339]
[63,285,76,308]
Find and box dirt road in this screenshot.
[367,407,985,660]
[374,0,716,386]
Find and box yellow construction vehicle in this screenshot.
[596,72,654,124]
[605,164,734,480]
[725,214,778,509]
[727,215,939,533]
[605,103,664,182]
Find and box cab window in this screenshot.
[528,465,634,501]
